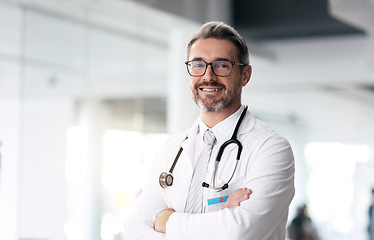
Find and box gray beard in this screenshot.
[194,94,235,112]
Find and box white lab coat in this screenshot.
[124,108,295,240]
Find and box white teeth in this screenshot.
[202,88,220,92]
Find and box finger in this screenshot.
[240,187,252,194]
[243,188,252,195]
[241,194,250,201]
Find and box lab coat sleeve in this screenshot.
[123,143,170,240]
[165,136,295,240]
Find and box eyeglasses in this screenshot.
[185,60,246,77]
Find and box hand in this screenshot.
[221,187,252,210]
[154,208,175,233]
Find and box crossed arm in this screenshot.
[125,135,295,239]
[154,187,252,233]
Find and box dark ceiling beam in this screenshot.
[129,0,364,41]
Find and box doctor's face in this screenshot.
[187,38,251,112]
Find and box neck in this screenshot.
[200,103,241,128]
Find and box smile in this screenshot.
[200,87,223,92]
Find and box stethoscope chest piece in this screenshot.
[159,172,174,188]
[159,140,185,189]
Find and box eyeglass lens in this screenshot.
[187,60,232,77]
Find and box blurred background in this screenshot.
[0,0,374,239]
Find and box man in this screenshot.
[124,21,295,240]
[288,205,320,240]
[369,189,374,240]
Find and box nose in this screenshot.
[203,64,217,81]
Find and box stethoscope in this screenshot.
[159,105,247,192]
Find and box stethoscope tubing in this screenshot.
[202,105,247,191]
[160,105,248,192]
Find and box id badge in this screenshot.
[205,191,229,212]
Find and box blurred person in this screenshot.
[0,141,2,188]
[124,21,295,240]
[287,204,319,240]
[369,188,374,240]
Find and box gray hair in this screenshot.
[186,21,250,65]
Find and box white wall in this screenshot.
[19,96,73,240]
[0,3,22,239]
[0,1,199,239]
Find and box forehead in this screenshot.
[188,38,239,61]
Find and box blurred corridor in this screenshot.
[1,0,374,239]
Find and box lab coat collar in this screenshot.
[180,105,256,157]
[188,105,256,156]
[212,105,254,146]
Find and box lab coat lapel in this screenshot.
[217,110,254,160]
[238,109,255,137]
[181,119,199,166]
[175,119,199,211]
[216,110,255,178]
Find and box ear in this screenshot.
[241,65,252,87]
[187,75,193,86]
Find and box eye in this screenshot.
[191,61,204,68]
[214,61,230,69]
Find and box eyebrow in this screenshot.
[189,57,233,62]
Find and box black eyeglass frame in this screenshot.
[184,60,247,77]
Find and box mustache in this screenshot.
[195,81,226,90]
